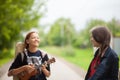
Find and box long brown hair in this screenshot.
[91,26,111,68]
[90,26,111,68]
[24,31,37,49]
[90,26,111,53]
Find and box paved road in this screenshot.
[0,57,84,80]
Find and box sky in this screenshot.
[40,0,120,31]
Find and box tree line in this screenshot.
[41,18,120,49]
[0,0,120,58]
[0,0,46,58]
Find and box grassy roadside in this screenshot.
[0,49,14,67]
[40,46,120,71]
[0,46,119,71]
[40,46,93,71]
[0,58,12,67]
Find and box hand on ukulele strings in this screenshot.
[41,63,50,77]
[41,64,47,71]
[24,64,36,74]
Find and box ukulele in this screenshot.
[14,57,55,80]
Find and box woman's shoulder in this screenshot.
[106,47,118,59]
[110,49,119,58]
[38,49,48,58]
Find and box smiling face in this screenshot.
[26,32,40,48]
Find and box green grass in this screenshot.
[1,46,119,70]
[0,49,14,67]
[41,46,120,70]
[40,46,93,70]
[0,57,12,67]
[62,48,93,70]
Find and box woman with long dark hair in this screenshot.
[85,26,119,80]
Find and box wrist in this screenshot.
[42,68,46,71]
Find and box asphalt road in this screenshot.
[0,57,84,80]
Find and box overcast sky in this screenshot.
[40,0,120,31]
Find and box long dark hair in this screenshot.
[90,26,111,53]
[90,26,111,68]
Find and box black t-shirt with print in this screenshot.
[9,50,50,80]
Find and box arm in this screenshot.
[41,65,51,77]
[8,53,23,76]
[8,65,27,76]
[8,65,35,76]
[88,58,109,80]
[41,54,51,77]
[89,53,118,80]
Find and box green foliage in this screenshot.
[63,45,75,57]
[40,46,93,70]
[86,19,107,30]
[0,0,46,58]
[73,19,107,48]
[74,30,91,48]
[46,18,76,46]
[75,18,120,48]
[0,47,14,58]
[64,48,93,70]
[107,18,120,37]
[0,57,12,67]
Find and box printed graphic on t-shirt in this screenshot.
[27,56,42,65]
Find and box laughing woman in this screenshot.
[8,31,51,80]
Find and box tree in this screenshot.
[107,18,120,37]
[77,18,120,48]
[0,0,46,58]
[75,19,107,48]
[46,18,76,46]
